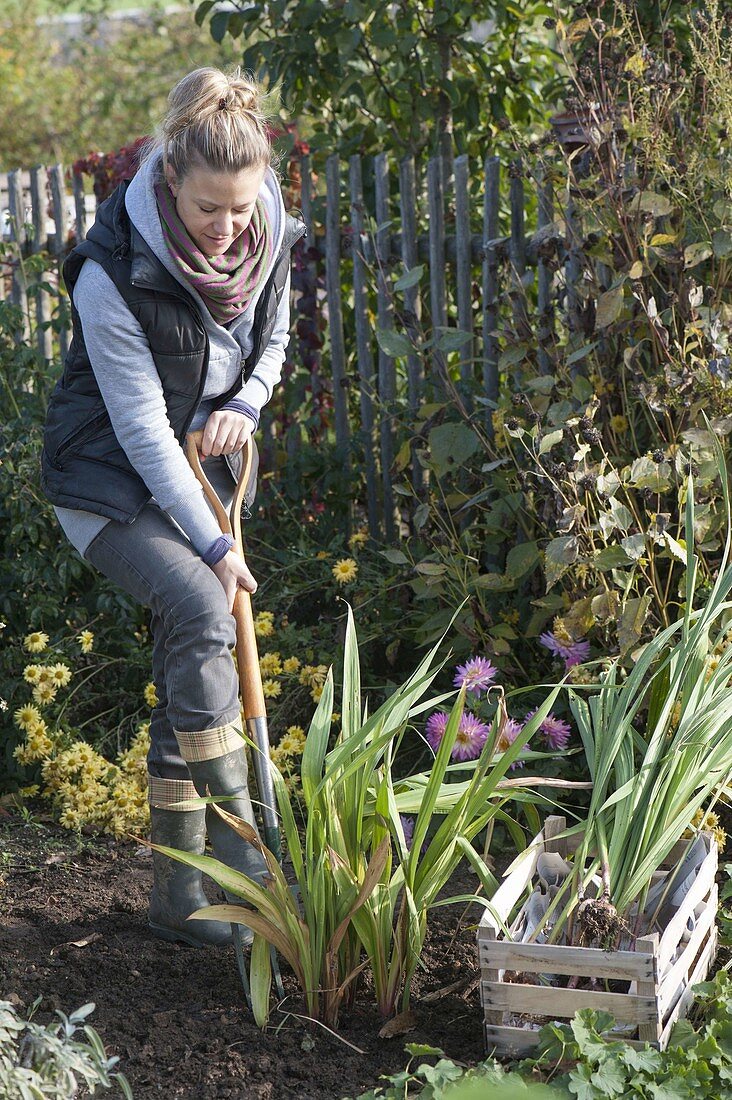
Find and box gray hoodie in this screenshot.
[53,149,289,559]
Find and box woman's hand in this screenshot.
[200,410,256,459]
[210,550,258,612]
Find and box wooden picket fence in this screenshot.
[1,150,573,540]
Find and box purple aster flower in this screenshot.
[525,709,572,751]
[400,814,415,849]
[496,717,527,769]
[425,710,449,751]
[539,631,591,669]
[453,656,498,698]
[452,712,491,762]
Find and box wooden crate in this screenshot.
[477,816,718,1055]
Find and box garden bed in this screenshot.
[0,809,486,1099]
[477,816,718,1056]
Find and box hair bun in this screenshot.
[228,78,260,114]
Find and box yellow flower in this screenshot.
[285,725,305,741]
[49,663,72,688]
[348,531,368,551]
[23,665,42,684]
[78,630,94,654]
[13,744,31,766]
[254,611,275,638]
[332,558,358,585]
[35,666,55,687]
[32,683,58,707]
[299,664,328,688]
[19,785,39,798]
[331,712,340,724]
[25,730,54,761]
[262,679,282,699]
[144,682,159,707]
[283,657,300,675]
[500,609,520,626]
[316,551,329,560]
[311,684,324,704]
[14,704,42,731]
[24,632,49,653]
[259,652,283,677]
[59,807,84,831]
[610,415,629,434]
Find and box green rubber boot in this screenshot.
[147,775,234,948]
[174,724,269,895]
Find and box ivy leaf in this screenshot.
[595,284,625,329]
[544,536,579,591]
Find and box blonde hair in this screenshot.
[145,67,273,181]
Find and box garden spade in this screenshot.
[185,429,281,862]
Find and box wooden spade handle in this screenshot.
[184,431,265,718]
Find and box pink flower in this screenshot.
[452,712,491,762]
[425,711,449,752]
[496,717,527,769]
[539,631,591,669]
[526,709,572,750]
[453,656,498,698]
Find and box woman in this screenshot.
[40,67,304,947]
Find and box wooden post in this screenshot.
[7,170,29,339]
[398,155,425,499]
[349,155,380,540]
[565,197,585,375]
[324,156,351,487]
[427,156,447,398]
[482,156,500,435]
[374,153,396,543]
[454,154,473,405]
[509,161,530,353]
[72,171,87,242]
[298,153,322,414]
[30,166,52,362]
[49,164,70,359]
[636,934,661,1045]
[536,168,554,376]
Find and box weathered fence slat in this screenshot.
[398,155,425,500]
[324,156,351,481]
[30,167,52,362]
[482,156,500,433]
[349,155,380,540]
[374,153,396,543]
[509,162,530,350]
[72,171,87,243]
[49,164,70,359]
[536,170,554,375]
[7,170,28,336]
[454,153,473,403]
[427,156,447,398]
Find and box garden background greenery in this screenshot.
[3,0,732,1094]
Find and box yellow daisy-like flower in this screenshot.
[78,630,94,654]
[315,551,329,560]
[311,684,324,704]
[299,664,328,688]
[712,826,727,851]
[23,665,42,685]
[254,612,275,638]
[285,725,305,740]
[259,652,283,677]
[35,666,55,687]
[262,679,282,699]
[332,558,358,585]
[279,734,304,756]
[24,631,49,654]
[49,663,72,688]
[348,531,368,550]
[59,807,84,831]
[283,657,300,675]
[14,704,42,731]
[331,712,340,724]
[32,683,58,707]
[610,415,629,434]
[25,730,54,761]
[144,682,159,707]
[19,785,40,798]
[13,744,31,766]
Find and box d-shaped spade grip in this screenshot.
[184,430,281,863]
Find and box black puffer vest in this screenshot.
[40,179,305,524]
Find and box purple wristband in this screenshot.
[220,399,260,429]
[202,533,235,566]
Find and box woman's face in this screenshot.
[165,161,267,258]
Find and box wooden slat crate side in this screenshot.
[658,883,718,1018]
[658,924,718,1049]
[484,1023,661,1057]
[658,840,717,971]
[479,941,655,983]
[481,980,659,1026]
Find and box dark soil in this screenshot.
[0,809,487,1100]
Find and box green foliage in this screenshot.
[527,975,732,1098]
[193,0,559,159]
[0,998,132,1099]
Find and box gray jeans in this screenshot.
[84,455,247,781]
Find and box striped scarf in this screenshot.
[154,178,273,326]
